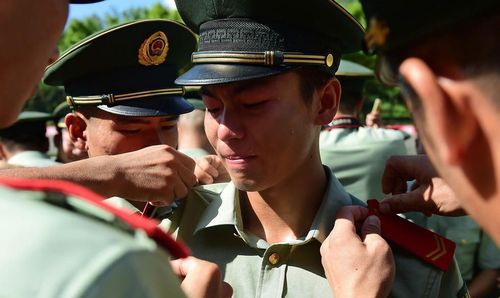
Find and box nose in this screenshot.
[217,109,245,142]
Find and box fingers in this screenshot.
[171,257,231,298]
[195,155,230,185]
[170,257,193,279]
[380,182,437,216]
[176,156,198,188]
[221,282,233,298]
[382,155,435,194]
[382,156,410,194]
[360,215,381,240]
[195,156,219,185]
[332,206,369,235]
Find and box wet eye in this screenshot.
[117,128,141,134]
[161,125,177,131]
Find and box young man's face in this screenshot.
[0,0,68,127]
[81,109,179,157]
[201,71,320,191]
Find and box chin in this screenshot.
[230,174,260,191]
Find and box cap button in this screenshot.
[268,252,280,265]
[326,53,334,67]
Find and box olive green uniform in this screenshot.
[426,215,500,283]
[162,168,466,298]
[0,183,185,298]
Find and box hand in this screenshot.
[321,206,395,298]
[365,111,381,128]
[194,155,230,185]
[170,257,233,298]
[380,155,465,216]
[111,145,197,205]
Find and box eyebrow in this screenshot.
[114,115,179,125]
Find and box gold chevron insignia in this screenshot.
[425,234,447,261]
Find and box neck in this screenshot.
[241,156,327,244]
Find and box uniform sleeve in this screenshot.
[477,232,500,270]
[73,248,186,298]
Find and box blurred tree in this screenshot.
[340,1,411,122]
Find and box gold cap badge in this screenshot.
[138,31,169,66]
[364,18,390,52]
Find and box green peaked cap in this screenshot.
[0,112,51,139]
[175,0,365,86]
[337,59,373,92]
[44,19,197,117]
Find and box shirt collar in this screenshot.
[194,167,353,244]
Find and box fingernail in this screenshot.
[365,215,380,226]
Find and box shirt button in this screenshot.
[268,252,280,265]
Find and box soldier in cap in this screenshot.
[321,0,500,296]
[0,0,231,297]
[158,0,464,296]
[45,19,199,211]
[0,111,60,167]
[319,60,408,201]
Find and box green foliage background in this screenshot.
[25,1,410,122]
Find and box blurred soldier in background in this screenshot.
[0,111,60,167]
[320,60,407,201]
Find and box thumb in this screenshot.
[361,215,381,241]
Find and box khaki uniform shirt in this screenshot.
[319,127,407,201]
[0,184,185,298]
[179,147,210,160]
[427,215,500,281]
[162,168,466,298]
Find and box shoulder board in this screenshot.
[367,199,456,271]
[0,177,189,259]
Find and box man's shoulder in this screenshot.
[391,247,466,297]
[0,179,184,297]
[320,126,406,149]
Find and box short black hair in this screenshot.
[384,12,500,107]
[294,67,333,103]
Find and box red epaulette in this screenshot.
[0,177,189,259]
[367,199,456,271]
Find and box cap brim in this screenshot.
[97,95,194,117]
[175,63,293,86]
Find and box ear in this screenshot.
[314,77,340,125]
[65,113,88,152]
[399,57,477,166]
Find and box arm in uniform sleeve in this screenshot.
[76,248,186,298]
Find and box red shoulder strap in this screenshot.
[367,199,456,271]
[0,177,189,259]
